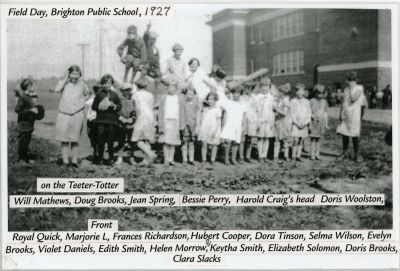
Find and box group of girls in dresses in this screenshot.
[21,50,365,167]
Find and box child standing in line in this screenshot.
[181,84,200,165]
[197,92,222,166]
[204,68,229,107]
[220,87,247,165]
[240,81,258,163]
[15,79,45,164]
[256,79,276,163]
[115,83,136,165]
[336,71,367,162]
[131,79,157,166]
[158,80,185,166]
[92,75,122,166]
[84,84,101,163]
[273,83,292,161]
[290,83,311,162]
[309,84,329,160]
[53,66,90,167]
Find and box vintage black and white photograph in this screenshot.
[6,6,393,231]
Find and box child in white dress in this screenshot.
[158,80,185,166]
[220,87,247,165]
[256,79,276,163]
[197,92,222,166]
[131,79,157,166]
[240,82,258,163]
[336,71,367,162]
[290,83,311,161]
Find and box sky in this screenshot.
[7,5,223,81]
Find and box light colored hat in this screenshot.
[260,77,272,86]
[295,83,305,90]
[135,79,148,89]
[149,31,158,39]
[313,84,325,93]
[172,43,184,51]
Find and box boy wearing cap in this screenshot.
[115,83,136,165]
[164,43,186,83]
[117,25,148,84]
[15,79,45,163]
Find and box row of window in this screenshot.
[249,11,304,44]
[272,50,304,75]
[249,50,304,76]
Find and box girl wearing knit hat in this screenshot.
[309,84,329,160]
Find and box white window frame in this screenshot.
[272,11,304,41]
[258,25,264,44]
[272,50,305,76]
[250,26,256,45]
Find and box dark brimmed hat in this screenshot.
[127,25,137,33]
[214,68,226,79]
[345,71,359,82]
[93,84,103,93]
[120,83,133,92]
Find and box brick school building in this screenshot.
[207,9,391,91]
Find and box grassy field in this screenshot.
[7,116,392,231]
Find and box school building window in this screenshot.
[272,50,304,75]
[258,25,264,43]
[250,59,255,73]
[273,11,304,40]
[250,26,256,44]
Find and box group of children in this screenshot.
[74,66,331,168]
[15,66,367,167]
[14,23,365,167]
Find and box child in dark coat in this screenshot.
[92,80,122,165]
[15,79,45,163]
[117,25,147,84]
[115,83,136,165]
